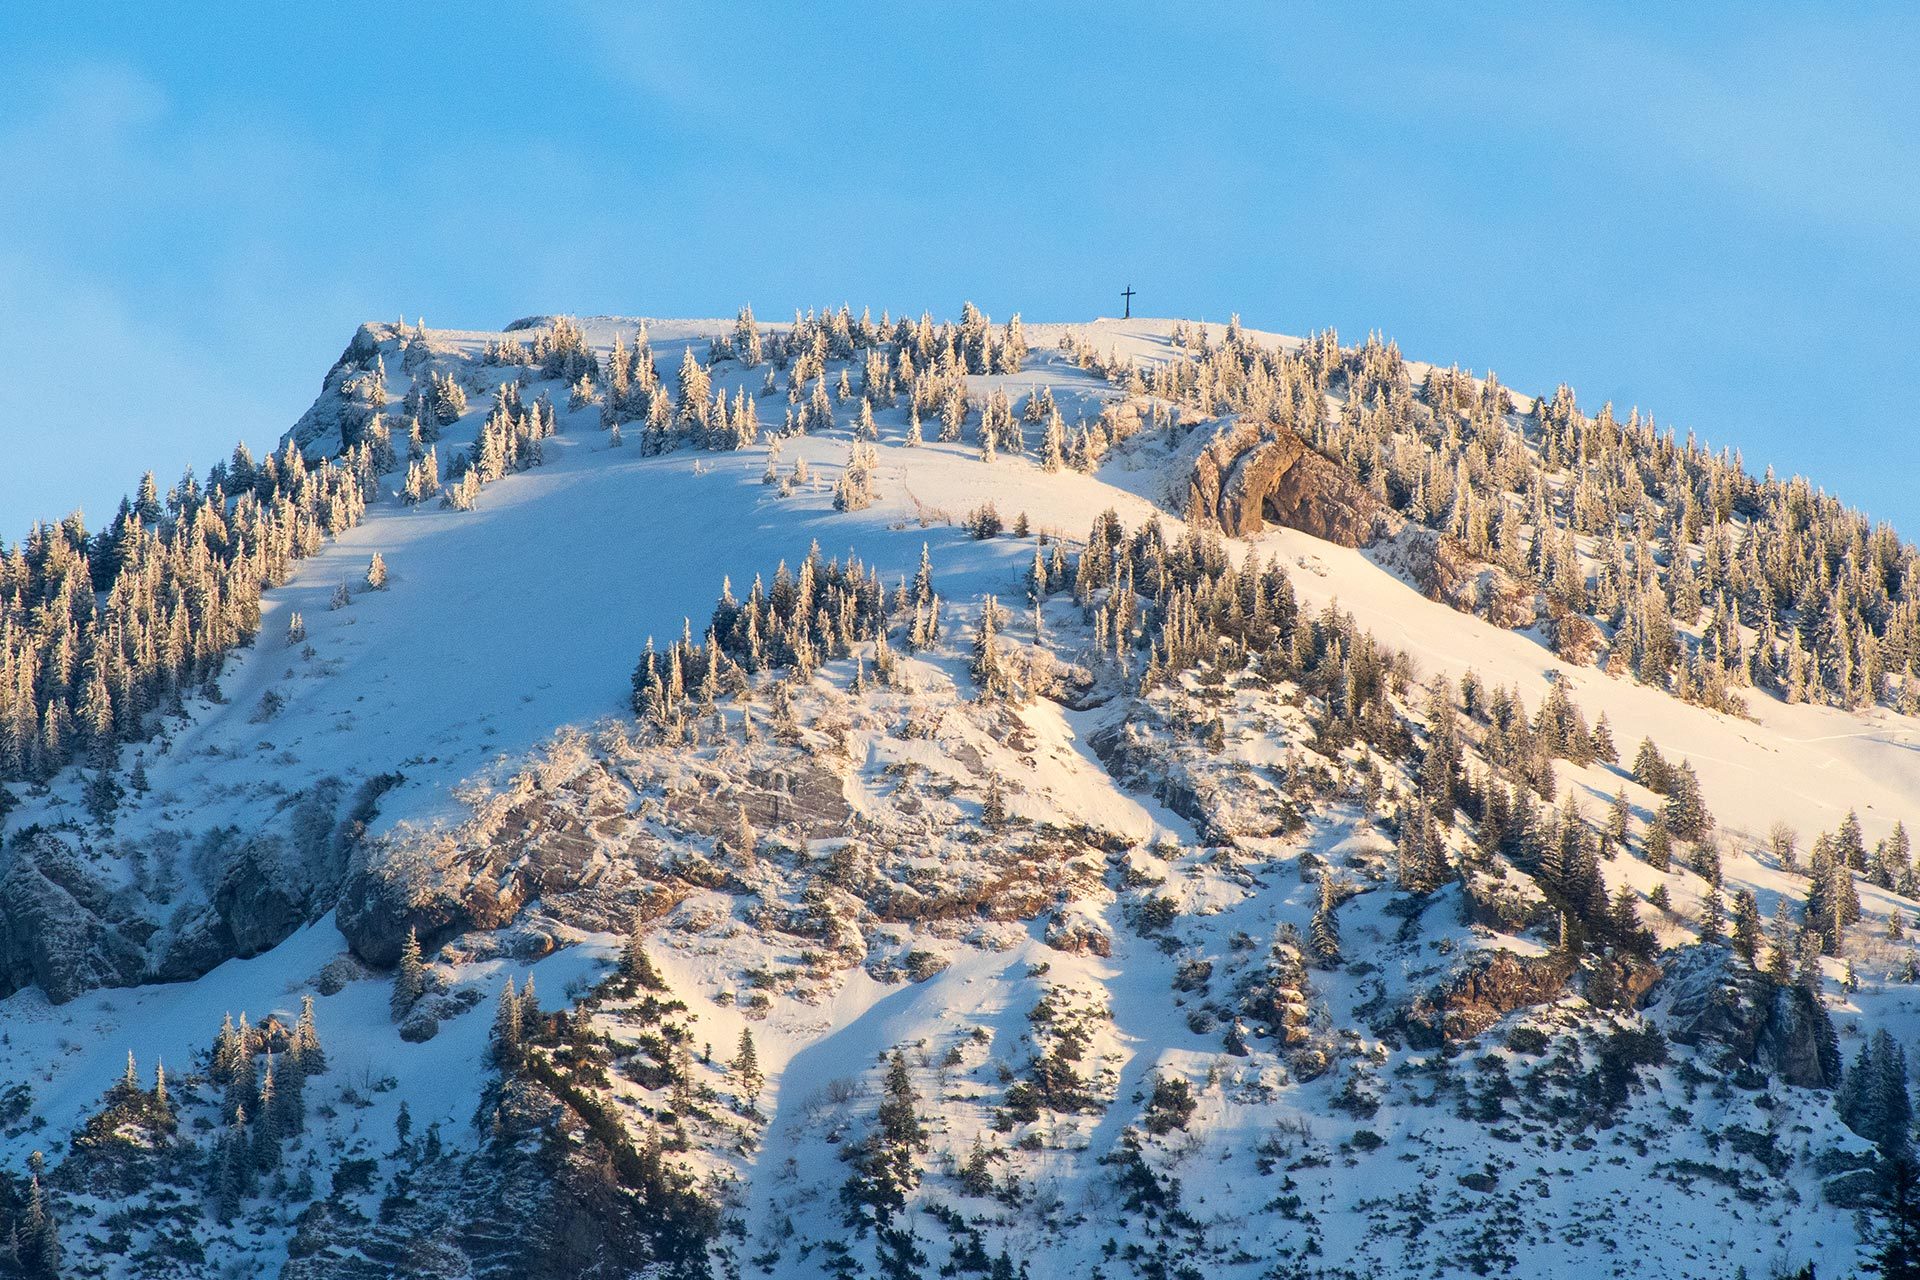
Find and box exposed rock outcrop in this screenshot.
[1547,610,1606,666]
[1185,423,1560,641]
[1184,420,1385,545]
[284,323,390,460]
[1396,949,1576,1048]
[338,741,856,968]
[281,1066,719,1279]
[1657,946,1841,1089]
[1379,529,1542,632]
[0,832,145,1003]
[1088,713,1298,843]
[0,774,391,1003]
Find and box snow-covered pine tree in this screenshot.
[981,771,1008,833]
[391,927,426,1021]
[1643,813,1673,871]
[518,974,541,1042]
[1039,406,1066,472]
[1309,877,1342,968]
[492,977,521,1064]
[291,993,327,1076]
[1731,888,1763,963]
[20,1169,58,1278]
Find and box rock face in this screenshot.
[1381,529,1542,632]
[1088,711,1296,843]
[1658,946,1841,1089]
[337,745,860,968]
[0,774,389,1003]
[284,323,388,460]
[336,826,536,971]
[0,833,145,1004]
[281,1067,712,1280]
[1396,949,1576,1048]
[1185,420,1384,546]
[1185,421,1565,645]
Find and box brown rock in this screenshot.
[1548,611,1605,666]
[1484,570,1540,630]
[1398,949,1576,1048]
[1186,420,1385,546]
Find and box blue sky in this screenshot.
[1,4,1915,535]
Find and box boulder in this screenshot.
[398,1010,440,1043]
[336,840,528,970]
[210,836,311,956]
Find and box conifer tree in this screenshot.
[1309,877,1342,968]
[215,1108,250,1223]
[1662,761,1711,841]
[492,976,521,1064]
[518,974,541,1042]
[20,1168,57,1280]
[981,771,1008,833]
[1590,712,1617,763]
[1644,813,1673,872]
[253,1057,282,1170]
[1875,1152,1920,1280]
[970,596,1019,700]
[1039,407,1066,472]
[728,804,758,865]
[213,1011,241,1084]
[1699,891,1725,945]
[733,1027,763,1108]
[1731,888,1763,964]
[1632,738,1670,792]
[391,927,426,1021]
[1607,788,1631,845]
[292,993,327,1075]
[1842,1029,1914,1156]
[621,914,665,989]
[1766,904,1797,985]
[84,767,121,825]
[843,1050,928,1228]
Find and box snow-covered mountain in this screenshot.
[2,307,1917,1279]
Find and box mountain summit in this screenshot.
[0,307,1914,1278]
